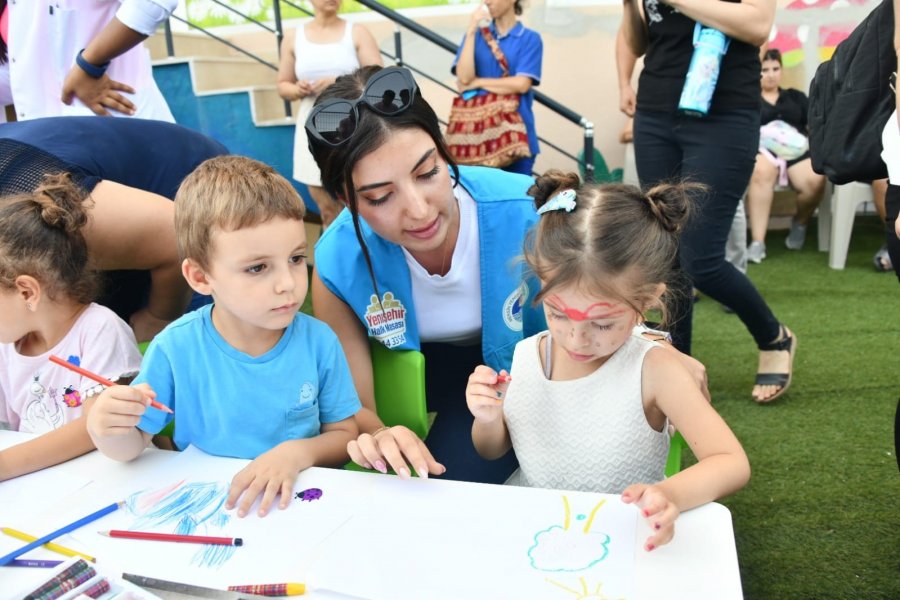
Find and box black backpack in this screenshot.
[808,0,896,184]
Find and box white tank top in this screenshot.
[504,333,671,493]
[294,21,360,82]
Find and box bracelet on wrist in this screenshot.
[75,48,110,79]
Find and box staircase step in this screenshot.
[250,86,299,124]
[169,56,278,93]
[147,31,236,60]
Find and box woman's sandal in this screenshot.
[753,325,797,403]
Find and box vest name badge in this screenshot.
[365,292,408,348]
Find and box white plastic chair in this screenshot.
[816,181,874,269]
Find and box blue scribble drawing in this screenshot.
[528,496,611,572]
[125,480,236,568]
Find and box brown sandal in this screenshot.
[753,325,797,403]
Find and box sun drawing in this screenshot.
[545,576,626,600]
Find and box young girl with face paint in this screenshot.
[465,171,750,551]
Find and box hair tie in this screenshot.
[536,189,577,215]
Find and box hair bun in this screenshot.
[32,174,89,235]
[528,170,580,210]
[643,182,702,234]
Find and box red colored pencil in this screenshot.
[99,530,243,546]
[49,355,173,414]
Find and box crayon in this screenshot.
[227,583,306,596]
[3,559,64,568]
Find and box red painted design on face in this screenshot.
[545,295,627,321]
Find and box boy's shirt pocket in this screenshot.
[285,381,321,439]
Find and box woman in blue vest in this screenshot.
[308,66,707,484]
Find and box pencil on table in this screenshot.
[0,528,95,563]
[99,530,243,546]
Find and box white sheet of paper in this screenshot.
[36,447,636,599]
[308,476,637,600]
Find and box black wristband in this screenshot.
[75,48,110,79]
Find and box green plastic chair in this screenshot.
[665,431,685,477]
[345,340,431,473]
[367,339,430,439]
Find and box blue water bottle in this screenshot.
[678,23,730,117]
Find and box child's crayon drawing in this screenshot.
[546,576,626,600]
[528,496,611,572]
[295,488,323,502]
[125,480,235,568]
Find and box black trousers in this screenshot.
[634,108,782,354]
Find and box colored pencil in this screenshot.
[3,559,64,568]
[49,355,172,414]
[99,530,243,546]
[0,502,122,566]
[1,528,95,563]
[228,583,306,596]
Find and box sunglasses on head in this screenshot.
[305,67,419,147]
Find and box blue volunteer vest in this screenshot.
[314,165,545,372]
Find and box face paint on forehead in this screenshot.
[544,295,629,321]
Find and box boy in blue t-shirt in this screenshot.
[88,156,360,518]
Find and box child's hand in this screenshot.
[226,443,301,518]
[621,483,681,551]
[295,80,314,98]
[87,383,156,439]
[466,365,509,424]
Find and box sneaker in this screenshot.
[873,244,893,272]
[747,241,767,264]
[785,221,807,250]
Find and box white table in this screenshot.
[0,432,742,599]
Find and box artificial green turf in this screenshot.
[689,216,900,599]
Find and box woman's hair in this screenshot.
[524,171,701,326]
[513,0,525,16]
[0,173,100,304]
[308,65,460,299]
[763,48,782,65]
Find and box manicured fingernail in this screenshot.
[374,460,387,473]
[398,467,410,479]
[642,509,650,517]
[654,523,661,530]
[646,543,655,552]
[416,465,428,479]
[363,462,372,470]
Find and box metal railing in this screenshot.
[162,0,596,180]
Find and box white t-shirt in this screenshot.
[881,108,900,185]
[0,303,142,433]
[7,0,175,121]
[402,185,482,344]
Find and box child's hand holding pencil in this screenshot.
[86,382,162,461]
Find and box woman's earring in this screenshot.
[25,302,33,311]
